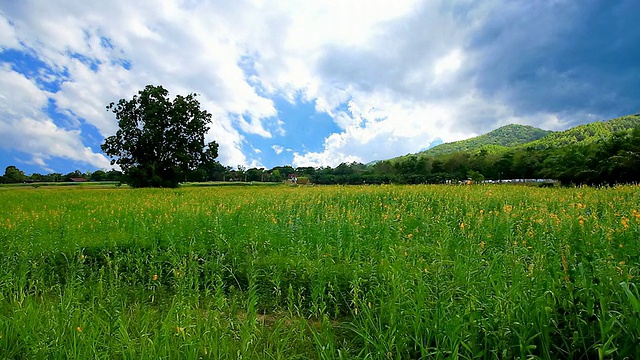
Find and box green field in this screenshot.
[1,185,639,358]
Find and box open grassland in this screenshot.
[1,185,639,359]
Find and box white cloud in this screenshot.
[1,0,285,168]
[271,145,284,155]
[0,1,506,170]
[0,66,111,170]
[433,48,463,79]
[1,0,637,172]
[0,13,19,49]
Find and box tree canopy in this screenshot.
[414,124,553,157]
[2,166,26,184]
[101,85,218,188]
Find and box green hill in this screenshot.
[417,124,552,157]
[388,114,640,163]
[520,114,640,150]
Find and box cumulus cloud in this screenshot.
[1,0,638,172]
[271,145,284,155]
[290,1,640,166]
[0,13,19,49]
[0,66,111,169]
[1,0,282,169]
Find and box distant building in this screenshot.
[69,177,88,182]
[480,179,556,184]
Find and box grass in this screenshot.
[0,180,281,190]
[0,182,122,190]
[0,184,639,358]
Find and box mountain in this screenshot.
[520,114,640,150]
[417,124,552,157]
[385,113,640,163]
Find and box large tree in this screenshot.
[101,85,219,188]
[3,166,26,183]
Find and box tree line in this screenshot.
[217,124,640,186]
[361,125,640,186]
[0,167,124,184]
[4,125,639,186]
[4,83,638,187]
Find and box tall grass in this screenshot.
[0,185,638,358]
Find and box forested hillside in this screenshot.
[521,114,640,150]
[418,124,552,157]
[3,114,639,187]
[369,114,640,185]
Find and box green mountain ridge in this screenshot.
[389,114,640,162]
[520,114,640,150]
[422,124,553,157]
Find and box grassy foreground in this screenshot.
[0,185,639,359]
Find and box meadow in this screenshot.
[0,184,638,359]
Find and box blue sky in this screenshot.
[1,1,639,175]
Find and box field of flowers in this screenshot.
[0,184,639,358]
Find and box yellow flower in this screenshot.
[460,222,466,229]
[479,241,485,249]
[621,218,629,229]
[76,326,82,333]
[152,274,159,281]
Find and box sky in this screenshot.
[1,1,639,175]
